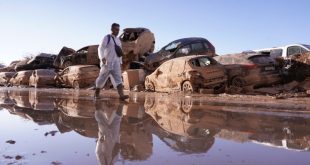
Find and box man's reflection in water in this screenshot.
[95,100,124,165]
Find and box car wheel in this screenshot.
[73,81,79,89]
[63,61,72,69]
[181,98,193,113]
[145,81,155,92]
[231,77,245,88]
[182,81,194,93]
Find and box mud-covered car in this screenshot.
[29,69,57,88]
[214,52,281,89]
[120,28,155,69]
[9,70,33,87]
[145,55,227,93]
[58,45,99,69]
[0,72,15,86]
[15,53,56,71]
[0,60,21,72]
[53,46,76,69]
[144,37,215,71]
[55,65,99,89]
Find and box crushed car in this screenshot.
[0,72,15,86]
[55,65,99,89]
[144,37,216,71]
[120,28,155,69]
[29,69,57,88]
[53,46,76,69]
[145,55,227,93]
[9,70,33,87]
[15,53,56,71]
[57,45,100,69]
[214,52,281,91]
[0,60,21,72]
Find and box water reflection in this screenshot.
[0,89,310,164]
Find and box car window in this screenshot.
[203,42,209,49]
[175,45,191,57]
[270,49,283,58]
[191,57,214,67]
[190,42,206,54]
[287,46,301,56]
[164,42,181,52]
[77,47,89,54]
[301,48,309,54]
[249,55,275,65]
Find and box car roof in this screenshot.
[171,37,207,45]
[123,28,150,32]
[218,52,270,59]
[36,53,55,58]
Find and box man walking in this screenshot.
[94,23,129,100]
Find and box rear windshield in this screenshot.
[249,55,275,65]
[191,57,217,67]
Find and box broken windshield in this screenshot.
[163,42,181,53]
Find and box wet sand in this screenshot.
[0,87,310,165]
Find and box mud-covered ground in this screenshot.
[1,87,310,165]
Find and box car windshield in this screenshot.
[163,41,181,52]
[302,44,310,50]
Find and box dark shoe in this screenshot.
[117,84,129,101]
[94,88,101,99]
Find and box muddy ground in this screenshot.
[0,87,310,165]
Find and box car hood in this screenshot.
[145,51,171,64]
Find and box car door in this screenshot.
[168,60,186,90]
[154,61,172,91]
[174,44,191,58]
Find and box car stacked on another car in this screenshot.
[15,53,56,71]
[144,37,216,72]
[120,28,155,69]
[55,65,100,89]
[214,52,281,90]
[57,45,100,69]
[145,55,227,93]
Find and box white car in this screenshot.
[254,44,310,59]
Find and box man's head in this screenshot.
[111,23,120,36]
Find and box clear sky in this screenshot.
[0,0,309,65]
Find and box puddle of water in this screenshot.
[0,88,310,165]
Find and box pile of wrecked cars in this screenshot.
[1,25,310,96]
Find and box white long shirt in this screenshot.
[98,34,122,68]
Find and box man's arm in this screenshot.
[98,35,109,63]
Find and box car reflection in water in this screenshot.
[1,89,310,164]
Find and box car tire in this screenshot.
[63,61,72,69]
[231,77,246,88]
[145,81,155,92]
[182,81,195,93]
[181,98,193,113]
[73,81,79,89]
